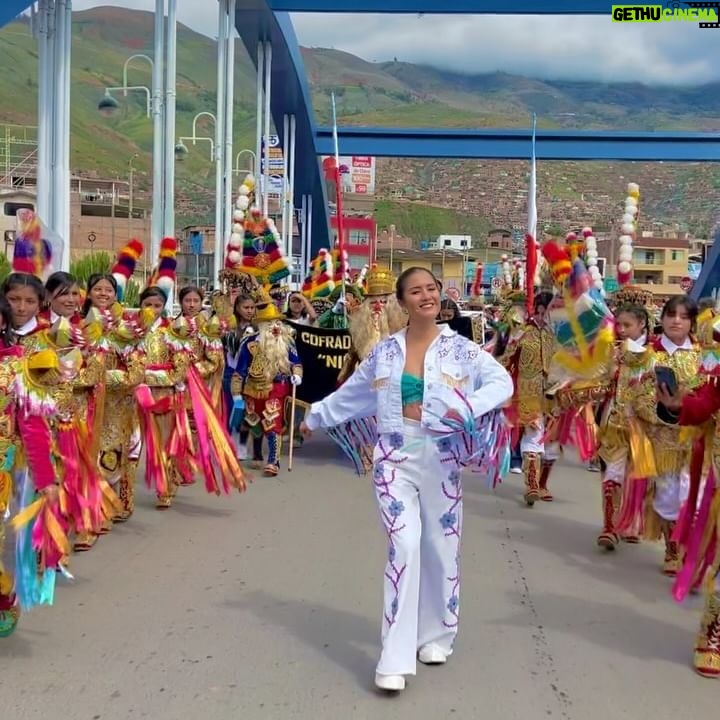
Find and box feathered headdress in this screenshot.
[542,241,614,380]
[111,239,143,303]
[331,246,350,285]
[355,264,369,295]
[147,237,177,300]
[239,210,291,286]
[542,241,573,288]
[12,209,64,281]
[310,249,335,299]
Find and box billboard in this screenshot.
[323,155,376,195]
[260,135,284,197]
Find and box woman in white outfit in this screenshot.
[300,267,513,692]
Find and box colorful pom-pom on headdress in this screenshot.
[12,209,63,281]
[146,237,177,300]
[541,241,572,288]
[111,239,143,302]
[310,249,335,299]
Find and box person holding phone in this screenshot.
[655,308,720,678]
[642,295,703,575]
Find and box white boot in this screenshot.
[375,673,405,691]
[418,643,448,665]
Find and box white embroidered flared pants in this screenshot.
[520,423,560,459]
[653,469,690,521]
[373,420,462,676]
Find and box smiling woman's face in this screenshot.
[399,269,440,321]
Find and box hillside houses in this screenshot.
[376,158,719,238]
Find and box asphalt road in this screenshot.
[2,441,716,719]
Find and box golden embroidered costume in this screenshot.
[498,295,558,506]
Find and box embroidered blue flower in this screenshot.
[388,499,405,518]
[388,432,404,449]
[448,469,461,486]
[447,595,459,613]
[437,437,453,453]
[373,462,385,480]
[440,511,457,530]
[388,545,396,563]
[390,597,399,617]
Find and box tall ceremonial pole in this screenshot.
[331,93,347,309]
[525,113,538,315]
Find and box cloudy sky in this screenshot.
[70,0,720,85]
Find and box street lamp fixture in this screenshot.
[98,86,151,118]
[98,54,155,119]
[175,112,217,161]
[233,149,257,175]
[98,91,121,117]
[174,141,190,161]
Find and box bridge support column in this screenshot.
[36,0,71,270]
[262,42,272,218]
[282,114,296,261]
[213,0,236,285]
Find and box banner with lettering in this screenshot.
[286,321,351,405]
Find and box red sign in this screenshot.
[680,276,693,292]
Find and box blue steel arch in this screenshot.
[1,1,34,28]
[240,0,720,282]
[234,5,331,252]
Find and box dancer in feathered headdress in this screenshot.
[135,236,247,509]
[234,287,303,477]
[91,238,148,525]
[494,274,558,506]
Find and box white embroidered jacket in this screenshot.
[305,325,513,435]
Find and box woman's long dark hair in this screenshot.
[2,272,45,303]
[615,302,650,338]
[439,298,460,320]
[82,273,118,316]
[0,294,16,348]
[661,294,699,336]
[45,271,78,310]
[139,286,168,306]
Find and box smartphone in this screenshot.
[655,365,678,396]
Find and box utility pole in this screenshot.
[389,223,395,271]
[128,153,138,242]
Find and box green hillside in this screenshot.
[0,7,718,233]
[374,200,492,242]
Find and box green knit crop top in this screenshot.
[401,372,424,406]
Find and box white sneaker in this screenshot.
[375,673,405,691]
[510,467,522,475]
[418,643,448,665]
[236,443,248,461]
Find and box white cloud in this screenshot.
[70,1,720,85]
